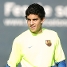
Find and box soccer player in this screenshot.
[6,3,66,67]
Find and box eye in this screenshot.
[33,19,38,21]
[27,18,31,21]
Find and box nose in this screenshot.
[30,20,34,25]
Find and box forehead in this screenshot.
[27,14,40,19]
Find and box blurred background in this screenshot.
[0,0,67,67]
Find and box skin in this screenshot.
[26,14,45,34]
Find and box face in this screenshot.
[26,14,44,34]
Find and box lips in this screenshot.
[30,25,36,29]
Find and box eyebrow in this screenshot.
[26,18,38,20]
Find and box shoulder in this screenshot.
[13,29,30,42]
[42,28,59,40]
[43,28,58,35]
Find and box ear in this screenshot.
[41,18,45,24]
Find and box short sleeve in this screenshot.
[7,38,22,67]
[54,33,65,63]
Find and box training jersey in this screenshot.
[7,28,65,67]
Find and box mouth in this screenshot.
[30,25,36,30]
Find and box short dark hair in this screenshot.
[25,3,46,20]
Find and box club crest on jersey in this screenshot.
[45,40,52,46]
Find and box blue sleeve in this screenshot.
[56,60,66,67]
[6,64,10,67]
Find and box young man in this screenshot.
[6,3,66,67]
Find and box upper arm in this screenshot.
[7,39,22,67]
[54,33,65,63]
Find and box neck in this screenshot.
[31,28,43,36]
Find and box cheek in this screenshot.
[36,23,41,29]
[27,22,30,26]
[37,22,41,27]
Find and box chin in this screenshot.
[30,30,36,33]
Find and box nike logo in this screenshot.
[28,46,32,48]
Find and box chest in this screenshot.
[22,35,55,56]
